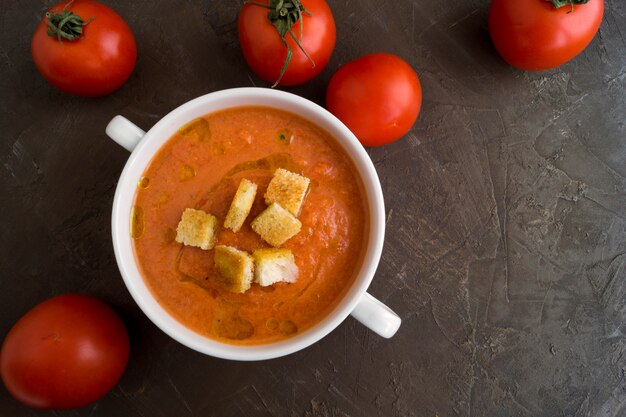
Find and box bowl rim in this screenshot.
[111,87,385,360]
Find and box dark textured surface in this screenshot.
[1,0,625,415]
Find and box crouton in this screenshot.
[253,248,298,286]
[175,208,218,250]
[214,245,254,293]
[224,179,258,232]
[251,203,302,247]
[264,168,310,216]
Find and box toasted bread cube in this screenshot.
[253,248,298,286]
[264,168,310,216]
[224,179,258,232]
[175,208,218,250]
[251,203,302,247]
[214,245,254,293]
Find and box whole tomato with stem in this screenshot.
[0,294,130,409]
[488,0,604,70]
[31,0,137,97]
[238,0,336,87]
[326,53,422,147]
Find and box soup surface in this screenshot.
[132,106,368,345]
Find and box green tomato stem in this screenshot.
[244,0,315,87]
[547,0,590,13]
[45,0,94,42]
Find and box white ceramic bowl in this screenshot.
[106,87,400,361]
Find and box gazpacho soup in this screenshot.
[132,106,368,345]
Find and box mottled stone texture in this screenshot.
[1,0,625,416]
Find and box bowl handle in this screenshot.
[105,115,146,152]
[350,292,401,338]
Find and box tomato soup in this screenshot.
[132,107,368,345]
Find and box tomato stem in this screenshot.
[45,0,94,42]
[547,0,590,13]
[244,0,315,87]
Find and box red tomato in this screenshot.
[0,294,129,409]
[238,0,336,86]
[31,0,136,97]
[326,53,422,147]
[488,0,604,70]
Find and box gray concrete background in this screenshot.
[1,0,625,416]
